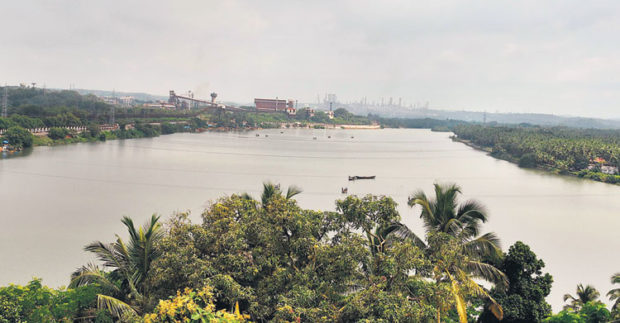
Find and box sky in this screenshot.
[2,0,620,118]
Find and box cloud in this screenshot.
[1,0,620,118]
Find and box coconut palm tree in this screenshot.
[260,182,302,205]
[607,273,620,315]
[398,183,506,323]
[563,284,600,311]
[406,183,502,261]
[70,215,163,318]
[240,182,303,206]
[426,232,505,323]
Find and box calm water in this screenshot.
[1,128,618,310]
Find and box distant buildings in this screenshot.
[286,107,296,116]
[99,95,135,107]
[254,98,294,113]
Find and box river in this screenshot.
[1,128,618,310]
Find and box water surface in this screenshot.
[1,128,618,310]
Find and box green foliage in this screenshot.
[160,122,177,134]
[609,273,620,320]
[0,278,101,323]
[9,114,45,129]
[2,126,34,148]
[518,152,538,168]
[544,302,611,323]
[148,191,439,322]
[143,285,249,322]
[453,124,620,184]
[48,127,71,140]
[479,241,553,322]
[544,310,584,323]
[563,284,600,311]
[579,301,611,323]
[70,215,164,318]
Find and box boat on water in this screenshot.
[348,175,376,181]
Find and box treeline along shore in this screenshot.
[1,182,618,322]
[451,124,620,185]
[1,86,619,185]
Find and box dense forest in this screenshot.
[452,124,620,184]
[0,183,617,322]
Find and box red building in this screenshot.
[254,98,294,112]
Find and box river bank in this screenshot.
[2,121,383,159]
[451,135,620,185]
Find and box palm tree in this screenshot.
[563,284,600,311]
[241,182,302,206]
[262,182,302,204]
[407,183,502,261]
[607,273,620,315]
[427,233,504,323]
[399,183,506,323]
[70,215,163,318]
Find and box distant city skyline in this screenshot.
[2,1,620,119]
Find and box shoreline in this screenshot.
[451,136,620,186]
[2,123,384,159]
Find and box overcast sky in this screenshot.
[2,1,620,118]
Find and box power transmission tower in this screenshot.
[2,85,8,118]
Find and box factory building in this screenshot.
[254,98,294,112]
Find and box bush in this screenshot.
[48,127,70,140]
[160,122,177,135]
[518,153,538,168]
[0,279,100,323]
[2,126,34,148]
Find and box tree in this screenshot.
[479,241,553,322]
[518,153,538,168]
[563,284,600,311]
[70,215,163,318]
[0,278,106,322]
[48,127,70,140]
[149,191,437,322]
[404,183,507,322]
[2,126,34,148]
[250,181,302,206]
[544,301,611,323]
[407,183,501,258]
[143,285,248,322]
[543,310,583,323]
[425,232,505,323]
[608,273,620,319]
[579,301,611,323]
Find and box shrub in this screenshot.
[518,153,538,168]
[2,126,34,148]
[48,127,70,140]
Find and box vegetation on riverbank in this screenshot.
[1,183,617,322]
[452,124,620,185]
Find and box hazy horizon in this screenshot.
[3,1,620,119]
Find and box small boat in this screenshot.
[256,134,260,137]
[348,175,376,181]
